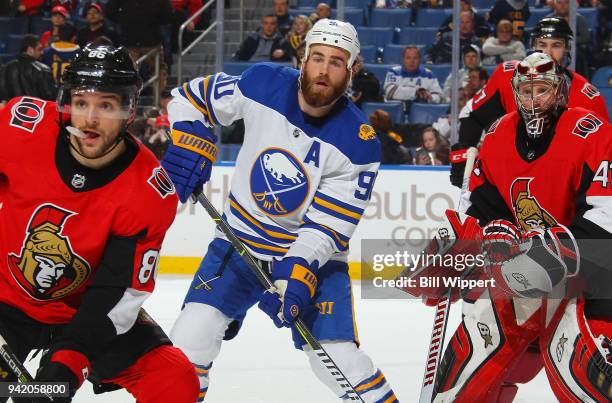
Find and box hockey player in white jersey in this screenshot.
[161,19,398,402]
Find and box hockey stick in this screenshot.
[193,192,365,402]
[418,147,478,403]
[0,333,54,401]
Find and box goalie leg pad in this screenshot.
[304,341,398,402]
[434,297,543,402]
[541,298,612,403]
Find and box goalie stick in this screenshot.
[193,192,365,402]
[418,147,478,403]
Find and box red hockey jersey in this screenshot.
[466,107,612,290]
[459,60,609,147]
[0,96,178,329]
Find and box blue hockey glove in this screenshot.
[258,257,318,328]
[161,120,218,203]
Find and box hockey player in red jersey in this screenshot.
[450,17,609,188]
[0,44,199,402]
[430,52,612,402]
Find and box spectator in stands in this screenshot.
[546,0,590,75]
[105,0,174,93]
[0,34,56,101]
[481,19,526,65]
[442,44,480,102]
[488,0,530,40]
[386,45,443,104]
[309,3,331,24]
[41,5,69,48]
[439,0,487,36]
[374,0,410,8]
[171,0,204,52]
[350,55,382,108]
[465,65,488,98]
[16,0,45,17]
[274,0,293,36]
[414,126,449,165]
[286,14,311,66]
[76,3,119,47]
[50,0,77,15]
[427,11,480,64]
[433,87,468,143]
[368,110,413,164]
[234,14,291,62]
[160,88,173,115]
[42,21,79,84]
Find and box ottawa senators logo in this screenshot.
[510,178,557,232]
[8,204,91,300]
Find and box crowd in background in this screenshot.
[0,0,610,166]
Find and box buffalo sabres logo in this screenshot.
[250,148,309,216]
[8,204,91,300]
[510,178,557,232]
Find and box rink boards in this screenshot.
[159,164,460,279]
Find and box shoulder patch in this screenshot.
[148,167,176,199]
[503,61,517,72]
[572,113,603,139]
[581,83,600,100]
[358,124,376,141]
[10,97,46,133]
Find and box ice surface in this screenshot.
[23,276,555,402]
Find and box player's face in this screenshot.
[69,91,125,159]
[301,44,351,108]
[403,48,420,72]
[516,80,555,112]
[463,52,478,69]
[533,38,566,65]
[422,130,437,151]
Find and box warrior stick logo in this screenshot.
[510,178,557,232]
[8,204,91,300]
[250,148,309,216]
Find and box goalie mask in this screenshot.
[511,52,568,139]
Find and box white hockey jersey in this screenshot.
[169,63,380,267]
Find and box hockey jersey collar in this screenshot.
[55,128,139,192]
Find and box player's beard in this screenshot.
[70,127,123,160]
[300,69,350,108]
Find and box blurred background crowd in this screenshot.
[0,0,610,166]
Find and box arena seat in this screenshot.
[370,8,411,28]
[360,45,377,63]
[591,67,612,88]
[424,63,451,86]
[361,101,404,123]
[290,7,365,26]
[415,9,452,28]
[408,103,449,124]
[30,17,52,36]
[599,88,612,122]
[6,34,23,56]
[579,7,598,31]
[397,27,438,46]
[364,63,394,87]
[357,27,395,48]
[525,8,550,28]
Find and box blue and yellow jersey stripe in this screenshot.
[177,76,218,126]
[228,194,297,245]
[312,191,364,225]
[301,215,349,251]
[233,227,289,257]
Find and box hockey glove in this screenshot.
[32,349,90,402]
[258,257,318,328]
[480,219,523,263]
[484,224,579,298]
[161,120,218,203]
[449,143,469,188]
